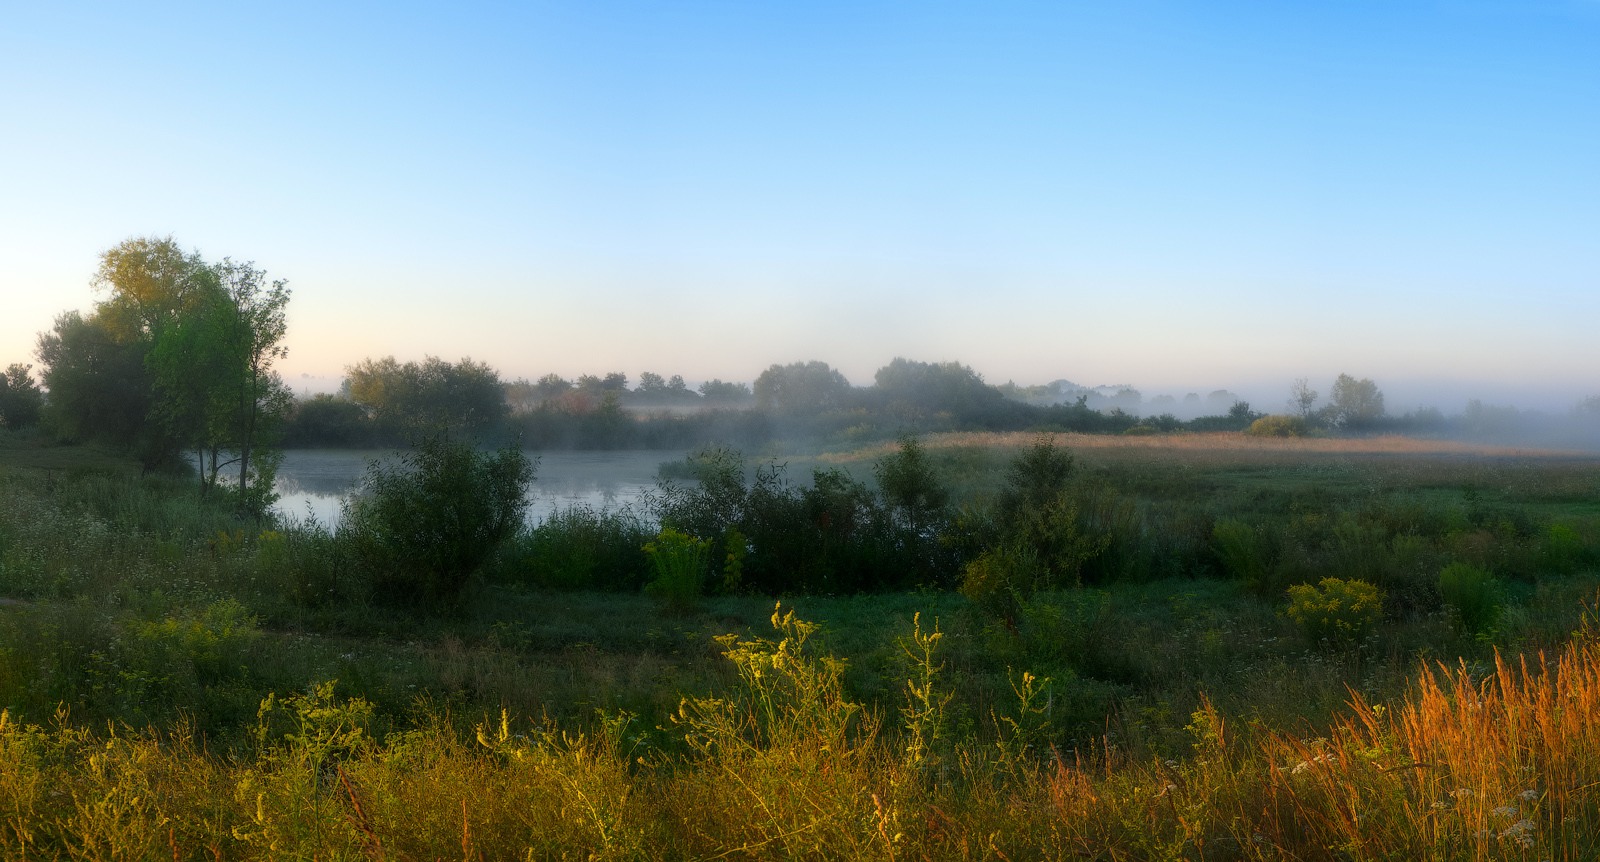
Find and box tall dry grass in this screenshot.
[6,612,1600,859]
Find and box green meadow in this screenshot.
[3,428,1600,860]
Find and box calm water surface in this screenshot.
[273,449,682,528]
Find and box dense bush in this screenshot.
[489,505,653,591]
[1438,561,1500,635]
[643,527,711,609]
[1246,414,1308,437]
[650,447,946,594]
[1286,577,1384,647]
[341,435,534,605]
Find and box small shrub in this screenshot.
[1539,523,1586,574]
[1212,518,1274,589]
[1246,414,1308,437]
[961,542,1043,624]
[643,527,711,610]
[1438,561,1500,635]
[720,525,747,594]
[492,505,653,592]
[1286,577,1384,647]
[341,435,534,606]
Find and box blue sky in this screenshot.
[3,1,1597,412]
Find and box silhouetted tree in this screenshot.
[698,379,752,403]
[870,357,1008,426]
[0,363,43,430]
[754,361,851,415]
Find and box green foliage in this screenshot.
[643,527,711,610]
[998,434,1076,518]
[898,612,951,774]
[35,309,172,464]
[1286,577,1384,646]
[1212,518,1272,585]
[1326,373,1386,430]
[870,357,1010,427]
[343,354,507,437]
[960,542,1040,622]
[992,669,1053,769]
[752,359,853,415]
[654,449,932,594]
[1539,523,1587,574]
[35,237,293,488]
[720,525,747,593]
[282,393,372,447]
[676,605,866,756]
[92,599,261,726]
[697,378,752,403]
[342,436,534,606]
[491,504,652,591]
[0,363,43,430]
[1246,414,1308,437]
[874,433,950,537]
[1438,561,1500,634]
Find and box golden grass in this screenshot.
[7,619,1600,859]
[823,430,1593,464]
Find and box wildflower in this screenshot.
[1492,806,1517,819]
[1519,789,1540,802]
[1500,818,1536,849]
[1450,788,1474,800]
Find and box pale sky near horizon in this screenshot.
[3,2,1597,413]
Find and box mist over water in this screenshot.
[273,449,679,529]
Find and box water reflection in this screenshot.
[272,449,682,529]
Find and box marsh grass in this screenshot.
[6,613,1600,859]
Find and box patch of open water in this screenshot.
[272,449,683,529]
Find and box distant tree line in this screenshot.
[279,356,1277,450]
[275,356,1597,451]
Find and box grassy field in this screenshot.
[3,428,1600,859]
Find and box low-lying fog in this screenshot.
[273,449,678,529]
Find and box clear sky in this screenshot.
[3,1,1597,412]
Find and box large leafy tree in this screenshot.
[753,361,852,415]
[870,357,1008,427]
[36,237,292,507]
[1326,374,1385,430]
[343,355,507,435]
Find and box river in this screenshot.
[272,449,682,529]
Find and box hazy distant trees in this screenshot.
[35,237,292,504]
[754,361,852,415]
[698,379,752,404]
[344,355,506,435]
[633,371,696,404]
[871,358,1008,427]
[1290,377,1319,419]
[575,372,629,396]
[1326,374,1385,430]
[0,364,43,430]
[283,393,371,447]
[534,373,574,400]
